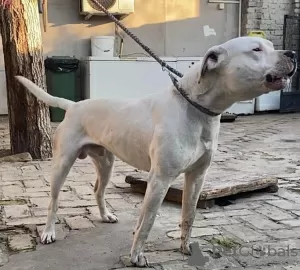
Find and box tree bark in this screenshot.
[0,0,52,159]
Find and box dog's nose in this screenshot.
[284,51,296,60]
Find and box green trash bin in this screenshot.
[45,56,80,122]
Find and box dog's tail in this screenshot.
[15,76,75,110]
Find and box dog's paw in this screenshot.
[41,229,56,244]
[181,243,192,255]
[101,212,118,223]
[130,252,149,267]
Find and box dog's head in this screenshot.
[198,36,297,102]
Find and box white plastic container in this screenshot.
[91,36,115,57]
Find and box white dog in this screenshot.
[16,36,296,267]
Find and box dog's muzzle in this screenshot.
[265,51,297,91]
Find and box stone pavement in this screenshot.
[1,114,300,269]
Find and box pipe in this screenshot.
[238,0,242,36]
[42,0,48,32]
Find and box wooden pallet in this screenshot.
[125,172,278,209]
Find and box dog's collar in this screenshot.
[169,73,220,117]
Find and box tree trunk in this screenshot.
[0,0,52,159]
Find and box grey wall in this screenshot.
[39,0,239,60]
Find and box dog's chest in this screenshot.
[179,123,219,171]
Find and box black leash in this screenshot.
[169,73,220,116]
[90,0,220,117]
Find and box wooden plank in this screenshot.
[125,173,278,208]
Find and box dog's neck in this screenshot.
[177,72,236,115]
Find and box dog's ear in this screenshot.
[198,46,227,83]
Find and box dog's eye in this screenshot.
[253,48,262,52]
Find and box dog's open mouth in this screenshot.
[265,63,297,90]
[265,74,288,90]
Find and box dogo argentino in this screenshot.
[16,36,296,267]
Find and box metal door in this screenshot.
[280,15,300,113]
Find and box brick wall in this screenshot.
[294,0,300,15]
[241,0,294,49]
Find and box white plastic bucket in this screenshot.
[91,36,115,57]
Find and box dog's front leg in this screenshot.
[180,163,210,255]
[130,172,173,267]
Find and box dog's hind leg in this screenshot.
[90,149,118,223]
[41,129,79,244]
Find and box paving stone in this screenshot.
[128,194,144,203]
[146,239,208,252]
[280,219,300,227]
[161,261,197,269]
[65,216,95,230]
[25,187,51,193]
[77,166,96,174]
[30,197,49,209]
[81,193,124,201]
[7,234,35,252]
[25,186,68,193]
[80,195,96,201]
[284,266,300,270]
[235,194,279,202]
[4,204,30,219]
[0,181,23,187]
[278,189,300,202]
[193,217,240,227]
[266,229,300,239]
[23,179,45,188]
[59,200,97,208]
[111,174,127,184]
[202,209,253,219]
[2,175,23,182]
[233,249,300,268]
[105,193,124,199]
[167,227,221,239]
[21,165,37,172]
[33,207,87,217]
[6,216,57,226]
[194,253,239,270]
[0,248,9,266]
[2,185,23,196]
[87,206,100,219]
[292,211,300,216]
[222,224,269,242]
[66,181,91,188]
[223,201,264,210]
[90,181,115,190]
[251,239,300,253]
[117,267,155,270]
[37,224,69,241]
[254,204,295,221]
[59,191,78,201]
[121,251,184,267]
[267,200,300,211]
[19,192,48,198]
[239,214,285,230]
[72,185,94,196]
[106,198,134,211]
